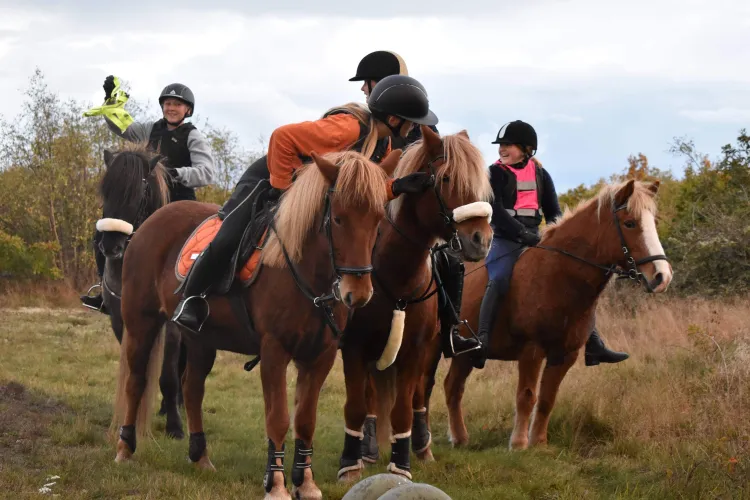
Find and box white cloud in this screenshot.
[680,108,750,123]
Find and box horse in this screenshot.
[415,179,672,456]
[110,149,403,500]
[94,144,187,439]
[336,126,494,482]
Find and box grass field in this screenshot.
[0,289,748,499]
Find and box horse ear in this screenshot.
[614,179,636,207]
[311,151,339,185]
[104,149,114,168]
[458,129,469,140]
[148,155,160,172]
[380,149,402,177]
[422,125,442,153]
[648,179,660,194]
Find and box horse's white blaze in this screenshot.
[640,211,672,291]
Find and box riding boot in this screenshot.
[437,251,481,357]
[172,181,268,334]
[471,279,507,369]
[585,328,629,366]
[81,234,108,314]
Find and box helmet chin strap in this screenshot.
[165,117,185,127]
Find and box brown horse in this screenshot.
[95,144,187,439]
[111,149,402,500]
[417,179,672,455]
[337,126,494,482]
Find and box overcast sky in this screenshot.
[1,0,749,192]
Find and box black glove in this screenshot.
[391,172,435,196]
[517,229,541,247]
[103,75,116,100]
[166,167,180,183]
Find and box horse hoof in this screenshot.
[166,427,185,440]
[263,487,292,500]
[447,429,468,448]
[194,455,216,471]
[337,469,363,483]
[114,440,132,463]
[416,447,435,462]
[292,483,322,500]
[509,436,529,450]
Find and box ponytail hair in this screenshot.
[322,102,379,160]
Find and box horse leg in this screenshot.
[529,350,580,446]
[443,354,474,447]
[338,346,368,483]
[386,358,420,480]
[260,337,293,500]
[412,338,441,461]
[509,343,545,450]
[361,373,379,465]
[290,347,336,500]
[182,342,217,471]
[159,322,184,439]
[110,299,124,344]
[114,313,164,462]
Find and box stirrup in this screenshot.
[81,283,104,311]
[448,320,482,357]
[172,295,210,334]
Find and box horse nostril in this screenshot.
[344,292,353,307]
[472,231,483,246]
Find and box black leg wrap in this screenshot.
[188,432,206,462]
[292,438,313,488]
[361,416,379,463]
[390,435,411,473]
[339,432,363,470]
[263,439,286,493]
[119,424,136,454]
[411,411,432,454]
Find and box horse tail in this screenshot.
[372,367,398,449]
[110,324,166,440]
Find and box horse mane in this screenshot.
[262,150,389,267]
[543,180,657,237]
[388,132,493,218]
[100,142,170,213]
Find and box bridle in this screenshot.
[535,202,669,292]
[269,186,374,338]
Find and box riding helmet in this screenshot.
[492,120,537,151]
[367,75,438,126]
[158,83,195,117]
[349,51,409,82]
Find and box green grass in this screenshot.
[0,304,748,499]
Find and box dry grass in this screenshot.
[0,286,748,498]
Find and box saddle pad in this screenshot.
[176,215,266,284]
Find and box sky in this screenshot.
[1,0,749,192]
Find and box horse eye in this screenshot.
[624,220,637,229]
[442,175,450,183]
[333,216,342,225]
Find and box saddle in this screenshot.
[175,207,271,292]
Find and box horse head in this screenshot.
[97,146,170,259]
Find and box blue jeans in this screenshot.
[486,236,524,283]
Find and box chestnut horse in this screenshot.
[111,150,401,500]
[416,179,672,456]
[94,144,186,439]
[337,126,494,482]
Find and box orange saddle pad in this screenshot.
[176,215,267,284]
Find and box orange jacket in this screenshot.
[266,112,396,198]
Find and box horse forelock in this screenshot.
[389,132,492,219]
[262,150,388,268]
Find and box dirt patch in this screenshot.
[0,381,71,468]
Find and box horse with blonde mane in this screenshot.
[414,179,672,456]
[336,126,494,482]
[111,149,402,500]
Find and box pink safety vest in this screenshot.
[494,159,540,218]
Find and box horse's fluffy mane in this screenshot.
[261,150,389,268]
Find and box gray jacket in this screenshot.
[105,117,216,188]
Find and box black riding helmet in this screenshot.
[350,51,408,82]
[492,120,537,153]
[158,83,195,117]
[367,75,438,137]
